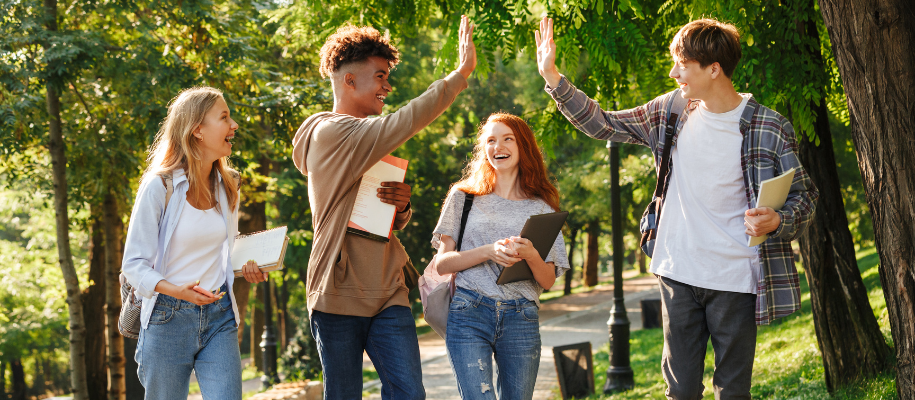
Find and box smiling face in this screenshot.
[339,56,393,118]
[668,57,718,100]
[194,96,238,163]
[481,121,520,173]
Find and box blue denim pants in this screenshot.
[310,305,424,400]
[446,287,542,400]
[136,284,241,400]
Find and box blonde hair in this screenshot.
[143,86,239,210]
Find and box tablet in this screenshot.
[496,211,569,285]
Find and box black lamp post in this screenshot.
[260,279,280,389]
[604,140,634,393]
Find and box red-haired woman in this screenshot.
[431,113,570,399]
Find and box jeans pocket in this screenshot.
[449,295,472,313]
[217,296,232,312]
[148,303,174,325]
[521,305,539,323]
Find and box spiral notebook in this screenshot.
[231,226,289,277]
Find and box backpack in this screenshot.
[639,89,689,257]
[418,192,474,340]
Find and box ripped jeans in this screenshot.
[446,287,541,400]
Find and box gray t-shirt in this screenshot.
[431,190,570,306]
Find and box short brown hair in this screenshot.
[319,25,400,79]
[669,19,742,78]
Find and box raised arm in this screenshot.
[347,15,477,178]
[535,16,659,148]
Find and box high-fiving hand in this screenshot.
[534,16,561,88]
[457,15,477,80]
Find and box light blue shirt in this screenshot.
[121,168,241,329]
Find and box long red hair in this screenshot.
[451,113,561,212]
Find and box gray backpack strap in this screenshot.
[160,173,174,213]
[664,88,689,144]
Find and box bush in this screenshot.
[279,314,322,381]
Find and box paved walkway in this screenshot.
[364,271,661,399]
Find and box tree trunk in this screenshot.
[278,270,289,350]
[43,0,88,394]
[584,220,600,287]
[82,215,108,400]
[1,359,5,397]
[636,249,646,274]
[234,157,270,345]
[564,228,579,295]
[818,0,915,396]
[798,102,892,389]
[252,285,265,371]
[103,191,126,400]
[789,7,892,390]
[10,358,26,400]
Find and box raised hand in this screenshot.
[456,14,477,79]
[534,16,561,88]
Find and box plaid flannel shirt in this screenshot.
[546,76,818,325]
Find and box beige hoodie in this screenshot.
[292,72,468,317]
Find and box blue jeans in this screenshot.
[446,287,541,400]
[136,284,241,400]
[310,305,424,400]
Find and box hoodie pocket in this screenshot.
[334,235,406,294]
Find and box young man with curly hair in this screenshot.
[292,16,476,399]
[534,18,818,398]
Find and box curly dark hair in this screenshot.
[319,25,400,79]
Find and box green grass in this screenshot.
[574,247,896,400]
[363,367,379,383]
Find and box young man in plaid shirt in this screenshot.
[534,18,818,399]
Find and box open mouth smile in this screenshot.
[493,153,510,160]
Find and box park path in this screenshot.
[363,271,661,399]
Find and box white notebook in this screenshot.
[748,168,796,247]
[231,226,289,276]
[347,155,409,242]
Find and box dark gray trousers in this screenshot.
[658,276,757,400]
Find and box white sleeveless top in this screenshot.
[162,200,228,292]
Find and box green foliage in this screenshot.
[279,314,322,382]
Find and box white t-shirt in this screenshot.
[163,200,228,292]
[649,95,760,294]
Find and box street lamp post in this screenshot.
[260,279,280,389]
[604,140,634,393]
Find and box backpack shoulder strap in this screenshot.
[655,89,688,198]
[229,170,241,188]
[159,172,174,212]
[456,192,475,252]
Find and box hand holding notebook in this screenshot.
[747,168,796,247]
[231,226,290,277]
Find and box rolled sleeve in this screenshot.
[770,121,819,240]
[393,202,412,231]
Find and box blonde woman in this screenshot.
[122,87,265,399]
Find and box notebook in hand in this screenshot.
[496,211,569,285]
[232,226,290,277]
